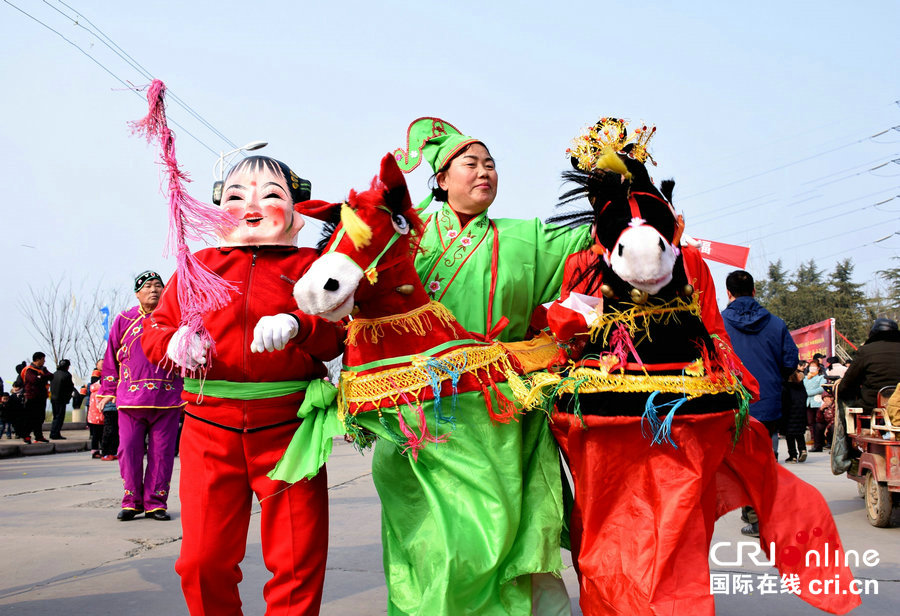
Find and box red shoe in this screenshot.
[91,451,102,459]
[101,455,118,461]
[23,437,32,444]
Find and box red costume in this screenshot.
[142,245,344,616]
[548,246,860,615]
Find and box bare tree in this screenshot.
[19,278,130,381]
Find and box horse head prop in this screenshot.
[293,153,430,322]
[539,118,750,444]
[293,153,528,435]
[554,117,687,303]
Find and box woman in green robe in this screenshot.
[368,117,591,615]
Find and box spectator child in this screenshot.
[817,391,836,450]
[0,392,20,439]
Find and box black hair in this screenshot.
[224,156,311,204]
[32,352,45,362]
[726,270,755,297]
[428,142,492,203]
[57,359,70,370]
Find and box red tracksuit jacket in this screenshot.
[142,245,345,430]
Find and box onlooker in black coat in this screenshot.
[840,319,900,412]
[49,359,75,440]
[782,369,809,462]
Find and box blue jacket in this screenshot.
[721,296,799,422]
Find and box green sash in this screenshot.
[268,379,342,482]
[183,378,309,400]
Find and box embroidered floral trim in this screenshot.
[426,275,445,299]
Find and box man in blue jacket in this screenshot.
[721,270,799,536]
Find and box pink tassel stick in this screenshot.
[129,80,239,374]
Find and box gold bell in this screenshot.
[629,288,649,304]
[395,284,415,295]
[682,284,694,297]
[600,284,615,298]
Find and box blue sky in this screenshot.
[1,0,898,382]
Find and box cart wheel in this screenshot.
[857,481,866,498]
[865,473,893,527]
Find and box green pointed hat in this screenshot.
[393,117,481,174]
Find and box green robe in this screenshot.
[368,203,590,615]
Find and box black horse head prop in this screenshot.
[550,118,685,302]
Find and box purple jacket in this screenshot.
[100,305,184,410]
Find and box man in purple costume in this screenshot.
[98,270,184,521]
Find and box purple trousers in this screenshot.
[117,407,181,512]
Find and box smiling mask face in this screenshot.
[218,164,303,246]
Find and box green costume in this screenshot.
[415,203,590,342]
[362,118,590,615]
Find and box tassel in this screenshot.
[129,80,239,376]
[396,403,429,462]
[425,357,460,427]
[608,322,643,367]
[641,391,686,447]
[652,396,686,447]
[640,391,664,440]
[343,415,376,452]
[569,377,589,427]
[489,380,520,423]
[731,380,752,448]
[378,410,409,450]
[504,369,531,407]
[340,202,373,249]
[476,374,517,423]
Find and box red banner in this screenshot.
[693,238,750,269]
[790,318,835,361]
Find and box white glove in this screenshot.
[167,326,210,370]
[680,233,701,248]
[251,313,300,353]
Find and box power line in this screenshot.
[680,128,896,201]
[3,0,221,157]
[800,153,900,188]
[708,186,900,241]
[50,0,239,150]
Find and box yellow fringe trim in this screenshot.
[521,367,739,410]
[346,300,458,346]
[589,293,702,347]
[338,342,516,419]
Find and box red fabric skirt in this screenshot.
[551,412,860,616]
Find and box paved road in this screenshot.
[0,437,897,615]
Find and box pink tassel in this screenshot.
[608,323,643,367]
[129,80,239,374]
[396,403,428,462]
[395,388,448,461]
